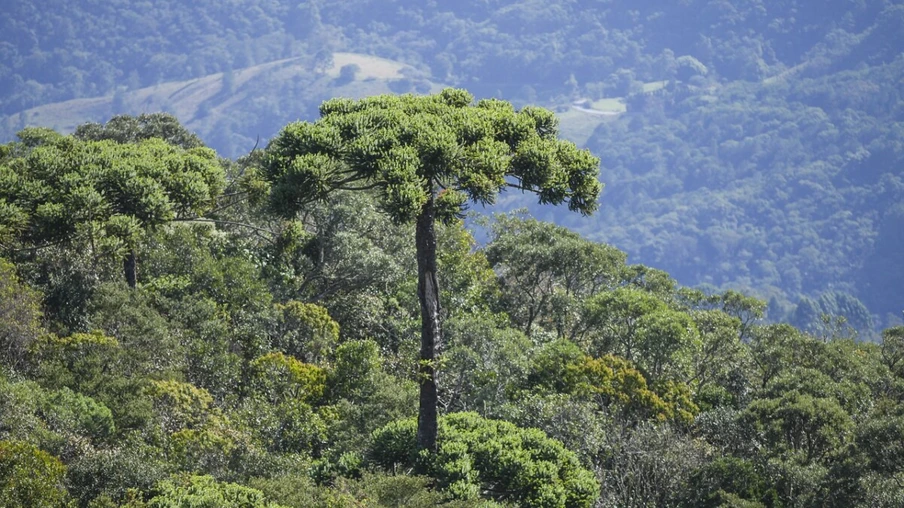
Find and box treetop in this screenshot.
[265,89,602,223]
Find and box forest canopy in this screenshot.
[1,2,903,503]
[1,112,904,506]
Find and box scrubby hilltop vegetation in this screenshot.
[2,0,902,330]
[2,110,904,507]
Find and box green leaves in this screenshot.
[369,412,599,508]
[41,387,115,442]
[264,89,602,224]
[147,474,284,508]
[0,440,69,508]
[745,390,853,463]
[0,258,42,367]
[272,301,339,363]
[248,352,327,405]
[484,215,627,337]
[0,133,226,266]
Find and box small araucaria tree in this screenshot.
[263,89,602,452]
[0,125,225,288]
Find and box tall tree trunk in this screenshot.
[123,249,137,288]
[415,195,440,453]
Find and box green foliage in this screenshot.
[791,291,873,339]
[0,440,70,508]
[0,376,55,446]
[41,387,115,442]
[859,471,904,508]
[708,290,765,341]
[483,214,626,336]
[328,339,381,401]
[2,0,902,327]
[30,330,121,389]
[251,472,490,508]
[272,301,339,363]
[1,133,225,241]
[440,314,533,413]
[881,326,904,378]
[596,423,708,508]
[240,397,329,455]
[257,190,415,347]
[145,380,218,433]
[526,339,692,423]
[0,46,901,504]
[74,113,205,149]
[147,474,284,508]
[323,372,418,460]
[66,443,173,506]
[264,90,602,454]
[681,456,776,508]
[264,90,601,224]
[493,392,608,467]
[580,287,700,381]
[248,352,327,404]
[369,412,599,507]
[0,257,42,367]
[856,406,904,476]
[86,283,183,376]
[142,223,273,312]
[689,309,750,407]
[0,128,226,285]
[745,390,853,463]
[167,428,238,477]
[748,323,813,389]
[30,329,158,435]
[436,220,500,319]
[582,58,904,327]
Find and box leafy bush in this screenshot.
[272,301,339,363]
[0,440,69,508]
[147,474,283,508]
[247,352,326,404]
[42,386,115,441]
[369,412,599,507]
[0,258,42,368]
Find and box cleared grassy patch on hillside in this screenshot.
[642,80,669,93]
[327,53,407,80]
[557,109,613,147]
[590,98,627,113]
[14,53,418,136]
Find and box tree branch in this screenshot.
[171,218,274,237]
[336,181,384,191]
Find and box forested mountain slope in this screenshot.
[575,56,904,332]
[8,52,434,159]
[2,113,904,506]
[2,0,903,329]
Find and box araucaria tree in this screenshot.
[0,126,225,288]
[263,89,602,451]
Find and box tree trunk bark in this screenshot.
[415,195,440,454]
[123,249,137,288]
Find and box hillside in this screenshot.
[6,52,434,158]
[2,0,903,330]
[573,52,904,332]
[3,109,904,506]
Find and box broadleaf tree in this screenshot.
[263,89,601,452]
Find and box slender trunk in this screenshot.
[415,195,440,454]
[123,248,137,288]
